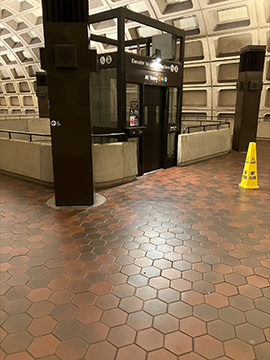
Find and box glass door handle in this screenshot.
[144,106,148,125]
[156,106,159,124]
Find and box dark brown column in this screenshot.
[232,45,266,152]
[41,0,93,206]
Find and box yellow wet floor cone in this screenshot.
[239,142,259,189]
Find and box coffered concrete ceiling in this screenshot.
[0,0,269,117]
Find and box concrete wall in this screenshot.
[181,119,270,140]
[0,137,138,188]
[92,142,137,189]
[0,138,54,183]
[177,128,231,166]
[257,120,270,139]
[0,118,50,133]
[0,118,50,141]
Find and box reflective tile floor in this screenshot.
[1,141,270,360]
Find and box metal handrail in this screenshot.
[183,121,230,134]
[92,132,128,143]
[0,129,128,143]
[0,129,51,142]
[182,119,231,124]
[182,114,268,123]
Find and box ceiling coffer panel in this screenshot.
[0,0,268,116]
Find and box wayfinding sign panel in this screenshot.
[126,53,182,87]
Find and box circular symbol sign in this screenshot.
[100,56,105,65]
[106,55,112,64]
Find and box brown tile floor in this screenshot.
[1,141,270,360]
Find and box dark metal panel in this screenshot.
[232,46,266,152]
[233,72,264,152]
[178,38,185,133]
[117,8,126,132]
[142,85,165,173]
[44,21,93,205]
[162,87,169,168]
[36,72,49,118]
[39,47,47,70]
[42,0,88,23]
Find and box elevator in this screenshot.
[125,80,181,175]
[88,8,185,176]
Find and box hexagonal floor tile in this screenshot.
[136,328,164,351]
[180,316,206,337]
[208,319,235,341]
[153,313,179,334]
[107,325,136,347]
[85,341,116,360]
[164,331,192,355]
[224,338,255,360]
[115,344,146,360]
[144,299,167,316]
[194,335,224,359]
[236,323,265,345]
[101,308,127,327]
[127,310,153,330]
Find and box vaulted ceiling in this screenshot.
[0,0,269,117]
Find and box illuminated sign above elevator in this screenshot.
[130,57,179,74]
[126,53,182,87]
[96,52,182,87]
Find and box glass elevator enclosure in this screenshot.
[89,7,185,175]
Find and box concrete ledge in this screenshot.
[257,121,270,139]
[0,138,138,188]
[0,138,54,182]
[177,128,231,166]
[92,142,137,189]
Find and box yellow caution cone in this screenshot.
[239,142,259,189]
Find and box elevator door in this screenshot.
[143,85,165,173]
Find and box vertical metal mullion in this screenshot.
[163,87,169,168]
[117,8,126,132]
[178,36,185,134]
[146,38,150,57]
[140,83,144,126]
[138,83,144,175]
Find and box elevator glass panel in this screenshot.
[90,68,117,129]
[168,87,178,124]
[126,83,140,167]
[166,87,179,167]
[126,83,140,127]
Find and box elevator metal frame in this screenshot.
[88,8,185,173]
